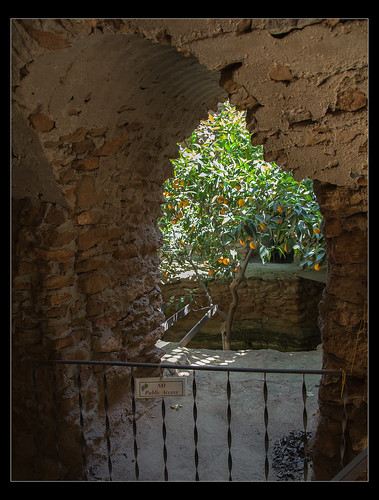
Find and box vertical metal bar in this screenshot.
[340,373,348,470]
[32,365,42,480]
[77,364,88,480]
[103,366,112,481]
[52,365,63,479]
[302,374,308,481]
[193,371,199,481]
[226,371,232,481]
[263,373,269,481]
[162,398,168,481]
[31,360,342,481]
[130,367,140,480]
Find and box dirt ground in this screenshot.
[86,341,323,482]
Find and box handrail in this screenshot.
[331,448,368,481]
[34,358,341,375]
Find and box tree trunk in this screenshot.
[223,247,254,350]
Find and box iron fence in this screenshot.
[30,358,347,482]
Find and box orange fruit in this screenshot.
[222,258,230,265]
[238,199,246,207]
[313,228,320,235]
[314,263,322,271]
[249,241,257,249]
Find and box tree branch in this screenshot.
[223,247,254,350]
[187,254,213,307]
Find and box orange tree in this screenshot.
[158,101,325,348]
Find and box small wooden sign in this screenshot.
[135,377,187,398]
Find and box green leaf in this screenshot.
[315,250,326,261]
[160,99,325,279]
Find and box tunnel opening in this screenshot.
[158,100,326,352]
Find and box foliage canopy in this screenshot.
[158,101,325,283]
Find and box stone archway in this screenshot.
[12,19,367,480]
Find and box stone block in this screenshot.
[75,176,99,209]
[29,112,55,132]
[76,210,101,225]
[40,229,76,247]
[336,88,367,111]
[72,139,94,154]
[60,128,88,143]
[75,258,106,273]
[113,243,139,259]
[45,205,68,225]
[268,64,294,82]
[42,275,74,290]
[72,156,100,171]
[92,330,123,352]
[79,274,110,295]
[34,247,75,262]
[93,133,129,156]
[77,226,123,251]
[27,27,70,50]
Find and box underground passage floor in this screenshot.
[84,342,322,481]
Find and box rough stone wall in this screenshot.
[161,274,324,351]
[12,18,367,480]
[311,180,368,478]
[125,18,367,187]
[12,19,227,479]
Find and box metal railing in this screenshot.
[331,447,367,481]
[31,358,347,482]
